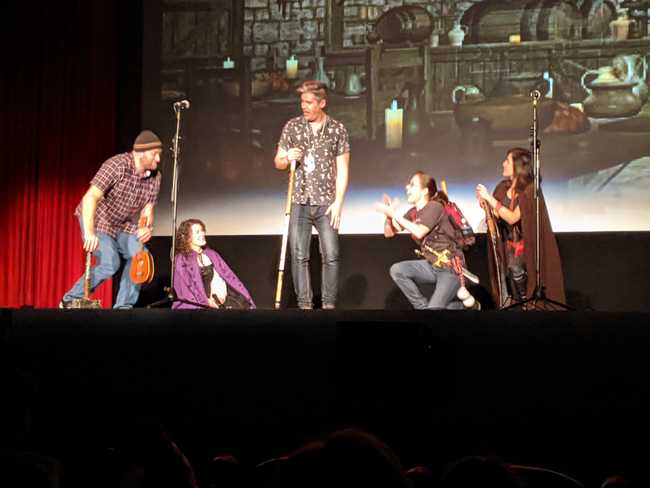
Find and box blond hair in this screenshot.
[296,80,328,101]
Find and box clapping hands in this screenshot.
[375,194,400,219]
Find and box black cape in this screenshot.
[487,180,566,305]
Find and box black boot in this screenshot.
[508,264,528,302]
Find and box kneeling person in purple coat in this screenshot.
[172,219,255,309]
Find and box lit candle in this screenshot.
[286,55,298,79]
[543,70,554,98]
[385,100,403,149]
[508,34,521,44]
[223,57,235,69]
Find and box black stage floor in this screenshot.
[2,309,649,485]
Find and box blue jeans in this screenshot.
[289,203,339,308]
[390,259,464,310]
[63,219,143,309]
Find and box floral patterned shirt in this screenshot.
[278,115,350,206]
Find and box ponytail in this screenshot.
[413,171,438,200]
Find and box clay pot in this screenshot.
[452,85,485,104]
[582,81,642,118]
[448,23,468,46]
[610,15,633,40]
[581,66,643,117]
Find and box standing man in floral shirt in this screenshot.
[274,80,350,309]
[60,130,162,309]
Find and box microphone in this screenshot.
[530,90,541,100]
[173,99,191,110]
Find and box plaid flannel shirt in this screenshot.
[75,152,161,238]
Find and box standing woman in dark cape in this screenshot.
[476,147,565,307]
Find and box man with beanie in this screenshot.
[60,130,163,308]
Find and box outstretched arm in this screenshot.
[476,184,521,225]
[210,250,256,308]
[392,215,431,240]
[375,200,430,240]
[80,185,104,252]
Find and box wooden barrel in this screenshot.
[535,0,583,40]
[374,6,434,44]
[521,0,544,40]
[579,0,617,38]
[462,0,582,44]
[462,0,527,44]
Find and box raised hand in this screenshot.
[476,184,490,202]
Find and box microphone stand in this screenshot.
[504,90,570,311]
[532,90,543,301]
[147,101,188,307]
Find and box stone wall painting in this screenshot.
[150,1,650,234]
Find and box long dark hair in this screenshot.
[507,147,535,191]
[175,218,206,256]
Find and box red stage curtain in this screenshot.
[0,2,119,308]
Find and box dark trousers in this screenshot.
[289,203,339,308]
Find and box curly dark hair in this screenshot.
[175,218,206,256]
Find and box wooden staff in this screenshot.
[83,251,93,299]
[481,198,508,308]
[274,160,296,309]
[67,252,101,308]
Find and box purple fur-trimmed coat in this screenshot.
[172,249,255,309]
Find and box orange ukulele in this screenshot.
[129,217,155,285]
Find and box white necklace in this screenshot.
[304,116,327,174]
